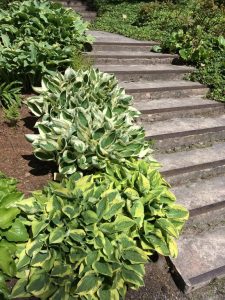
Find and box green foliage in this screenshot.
[92,0,225,101]
[0,172,28,300]
[0,81,21,108]
[26,68,152,175]
[71,49,93,71]
[11,160,188,299]
[3,103,20,126]
[0,0,93,90]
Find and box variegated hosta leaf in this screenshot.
[11,160,188,300]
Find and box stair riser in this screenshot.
[162,164,225,186]
[138,106,224,122]
[109,71,189,82]
[185,207,225,231]
[92,45,154,52]
[78,12,96,17]
[128,88,208,100]
[91,57,176,65]
[151,129,225,153]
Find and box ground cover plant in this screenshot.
[0,0,93,91]
[92,0,225,101]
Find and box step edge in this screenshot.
[161,159,225,177]
[147,125,225,140]
[138,103,223,114]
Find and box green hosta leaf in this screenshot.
[69,229,86,242]
[34,150,55,161]
[86,251,99,265]
[26,271,50,297]
[122,247,148,264]
[167,236,178,258]
[4,219,29,242]
[11,278,31,298]
[0,246,16,276]
[82,210,98,225]
[30,251,51,268]
[25,236,45,257]
[0,192,24,208]
[122,268,144,287]
[0,207,20,229]
[76,273,100,296]
[93,261,113,277]
[31,219,48,237]
[51,262,73,277]
[155,218,179,238]
[146,234,170,256]
[16,249,31,270]
[49,227,66,244]
[136,173,150,195]
[100,131,116,149]
[113,215,135,232]
[16,197,41,214]
[62,205,80,219]
[124,188,139,200]
[166,204,189,220]
[70,247,87,263]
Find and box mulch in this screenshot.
[0,104,56,195]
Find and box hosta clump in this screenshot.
[26,68,151,174]
[0,172,29,299]
[0,0,93,89]
[11,160,188,299]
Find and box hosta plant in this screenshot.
[0,0,93,89]
[0,172,29,299]
[11,160,188,299]
[26,68,152,174]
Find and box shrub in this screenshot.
[0,172,28,300]
[26,68,152,175]
[0,0,93,90]
[11,160,188,299]
[3,103,20,126]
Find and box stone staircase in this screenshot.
[59,0,225,295]
[87,31,225,293]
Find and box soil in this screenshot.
[0,105,56,195]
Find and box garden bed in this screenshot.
[0,103,55,195]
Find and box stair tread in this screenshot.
[156,142,225,173]
[172,225,225,286]
[95,64,194,73]
[172,175,225,211]
[121,80,205,91]
[87,50,177,58]
[144,115,225,137]
[134,97,223,111]
[89,30,158,44]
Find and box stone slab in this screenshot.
[170,226,225,292]
[172,175,225,211]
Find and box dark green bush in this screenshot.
[0,0,93,91]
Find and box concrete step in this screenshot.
[95,64,194,82]
[121,80,208,100]
[92,41,159,52]
[173,175,225,224]
[86,51,178,65]
[143,115,225,152]
[169,224,225,293]
[135,97,225,122]
[156,142,225,185]
[170,175,225,292]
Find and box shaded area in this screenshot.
[0,106,56,195]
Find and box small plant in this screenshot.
[3,103,20,126]
[0,82,21,108]
[71,49,93,71]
